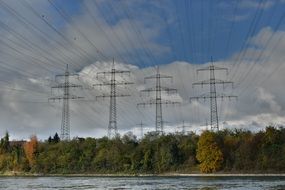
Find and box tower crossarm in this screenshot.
[48,95,84,101]
[216,94,238,100]
[197,66,228,74]
[93,81,134,87]
[51,83,83,89]
[144,74,173,83]
[192,79,234,87]
[55,73,79,79]
[190,93,238,102]
[140,86,177,94]
[137,99,180,107]
[136,123,147,127]
[95,94,130,100]
[96,70,131,78]
[144,66,173,81]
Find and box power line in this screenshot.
[47,0,109,61]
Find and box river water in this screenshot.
[0,176,285,190]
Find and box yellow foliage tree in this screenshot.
[196,131,223,173]
[24,135,38,168]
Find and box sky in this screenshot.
[0,0,285,140]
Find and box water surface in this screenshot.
[0,176,285,189]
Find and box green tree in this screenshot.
[53,133,60,143]
[0,132,10,153]
[47,136,52,143]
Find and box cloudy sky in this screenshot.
[0,0,285,140]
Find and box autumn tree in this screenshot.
[24,135,38,169]
[196,130,224,173]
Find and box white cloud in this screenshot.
[256,87,282,113]
[0,1,285,140]
[239,0,275,10]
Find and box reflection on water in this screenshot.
[0,176,285,190]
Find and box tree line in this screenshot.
[0,126,285,174]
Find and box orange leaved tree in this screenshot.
[23,135,38,168]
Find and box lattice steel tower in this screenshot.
[178,120,191,135]
[94,59,133,138]
[49,64,83,141]
[136,121,146,139]
[190,58,237,131]
[138,66,180,134]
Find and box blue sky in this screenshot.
[157,0,285,65]
[32,0,285,67]
[56,0,285,67]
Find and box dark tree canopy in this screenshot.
[0,127,285,174]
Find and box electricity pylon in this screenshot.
[49,64,83,141]
[94,59,133,138]
[190,58,237,131]
[138,66,180,134]
[177,120,191,135]
[136,121,146,139]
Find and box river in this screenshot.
[0,176,285,189]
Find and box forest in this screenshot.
[0,126,285,174]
